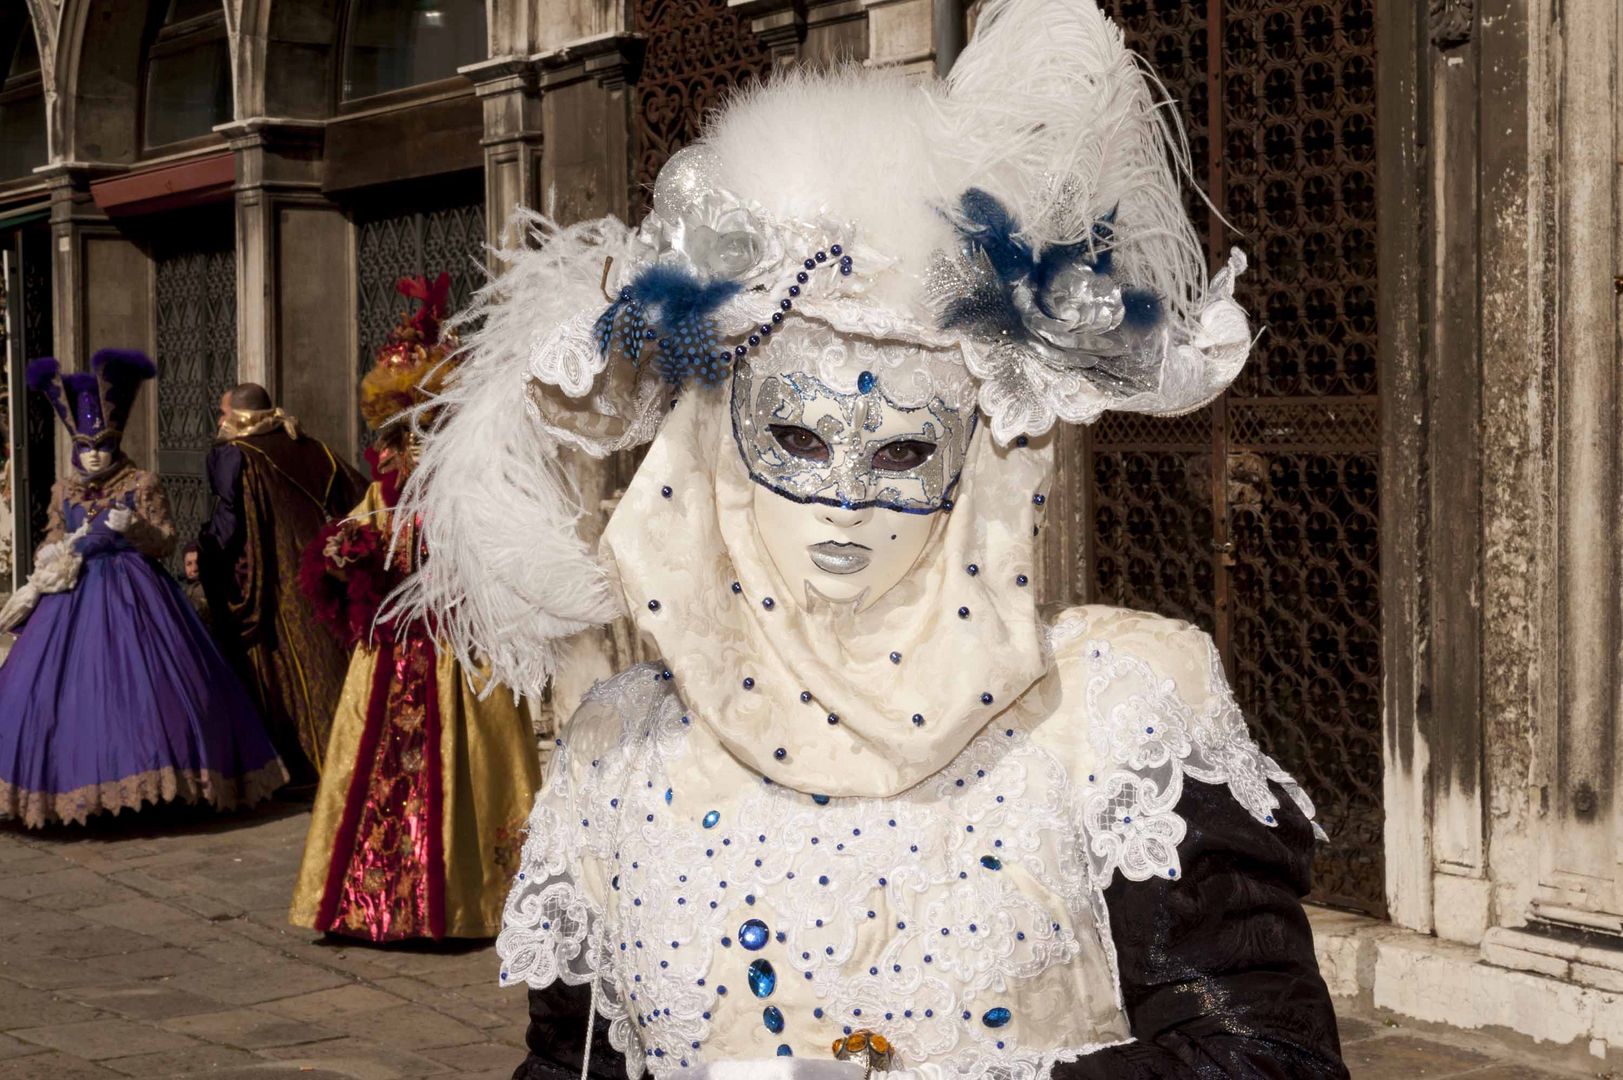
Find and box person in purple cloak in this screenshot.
[0,349,287,828]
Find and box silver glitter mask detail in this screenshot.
[730,364,973,514]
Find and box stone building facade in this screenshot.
[0,0,1617,1062]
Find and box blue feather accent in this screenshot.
[1121,288,1162,332]
[945,193,1164,344]
[595,264,742,387]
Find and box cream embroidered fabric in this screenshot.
[498,605,1317,1079]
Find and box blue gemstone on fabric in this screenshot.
[982,1007,1012,1028]
[1016,574,1029,586]
[665,788,673,804]
[777,1045,793,1057]
[958,607,970,619]
[748,959,777,998]
[857,370,875,394]
[812,794,830,806]
[890,652,902,664]
[661,486,672,498]
[743,678,755,690]
[912,714,925,726]
[647,600,661,611]
[981,855,1002,870]
[763,1005,785,1034]
[702,810,720,829]
[739,919,770,951]
[981,692,994,705]
[774,748,787,760]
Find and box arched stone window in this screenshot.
[141,0,232,149]
[340,0,486,102]
[0,11,44,180]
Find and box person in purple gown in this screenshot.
[0,349,287,828]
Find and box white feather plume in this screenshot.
[382,212,635,697]
[935,0,1208,324]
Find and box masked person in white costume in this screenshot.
[388,1,1349,1076]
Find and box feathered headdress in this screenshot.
[28,349,157,452]
[388,0,1253,694]
[360,273,459,434]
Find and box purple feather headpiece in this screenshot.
[27,349,157,455]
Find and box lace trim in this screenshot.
[1049,616,1323,887]
[0,759,289,829]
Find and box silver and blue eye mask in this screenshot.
[729,364,974,514]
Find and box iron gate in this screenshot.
[1093,0,1383,915]
[355,196,486,454]
[631,0,771,216]
[155,221,238,577]
[2,222,54,585]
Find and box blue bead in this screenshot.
[890,651,902,664]
[958,607,970,619]
[857,370,875,393]
[647,600,660,611]
[815,251,827,263]
[1016,435,1029,447]
[796,271,809,284]
[981,692,994,705]
[760,324,773,335]
[788,285,800,297]
[983,1007,1012,1028]
[743,678,755,690]
[665,788,673,804]
[839,265,852,276]
[1016,574,1029,586]
[800,690,812,702]
[762,597,775,609]
[732,581,743,593]
[739,918,770,950]
[967,563,979,575]
[826,714,839,726]
[981,855,1002,870]
[776,1045,793,1057]
[763,1005,785,1034]
[803,258,816,270]
[1033,493,1046,505]
[774,748,786,760]
[748,959,777,998]
[702,810,720,829]
[780,300,792,311]
[812,794,830,805]
[830,244,843,256]
[735,345,748,357]
[912,714,924,726]
[748,335,760,347]
[661,486,672,498]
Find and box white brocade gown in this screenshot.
[496,605,1320,1079]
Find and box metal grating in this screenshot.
[1094,0,1384,914]
[354,197,486,455]
[631,0,771,217]
[155,225,238,576]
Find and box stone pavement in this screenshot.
[0,796,1610,1080]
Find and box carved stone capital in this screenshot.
[534,32,648,91]
[729,0,808,64]
[1429,0,1474,49]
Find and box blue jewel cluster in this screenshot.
[595,244,852,389]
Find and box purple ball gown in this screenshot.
[0,469,287,827]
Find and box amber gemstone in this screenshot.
[848,1033,868,1052]
[831,1039,844,1056]
[870,1035,890,1053]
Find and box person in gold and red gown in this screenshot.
[288,275,541,941]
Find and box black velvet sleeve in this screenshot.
[514,981,626,1080]
[1055,778,1349,1080]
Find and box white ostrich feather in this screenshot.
[382,213,634,697]
[935,0,1208,324]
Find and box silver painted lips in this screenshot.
[808,541,871,575]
